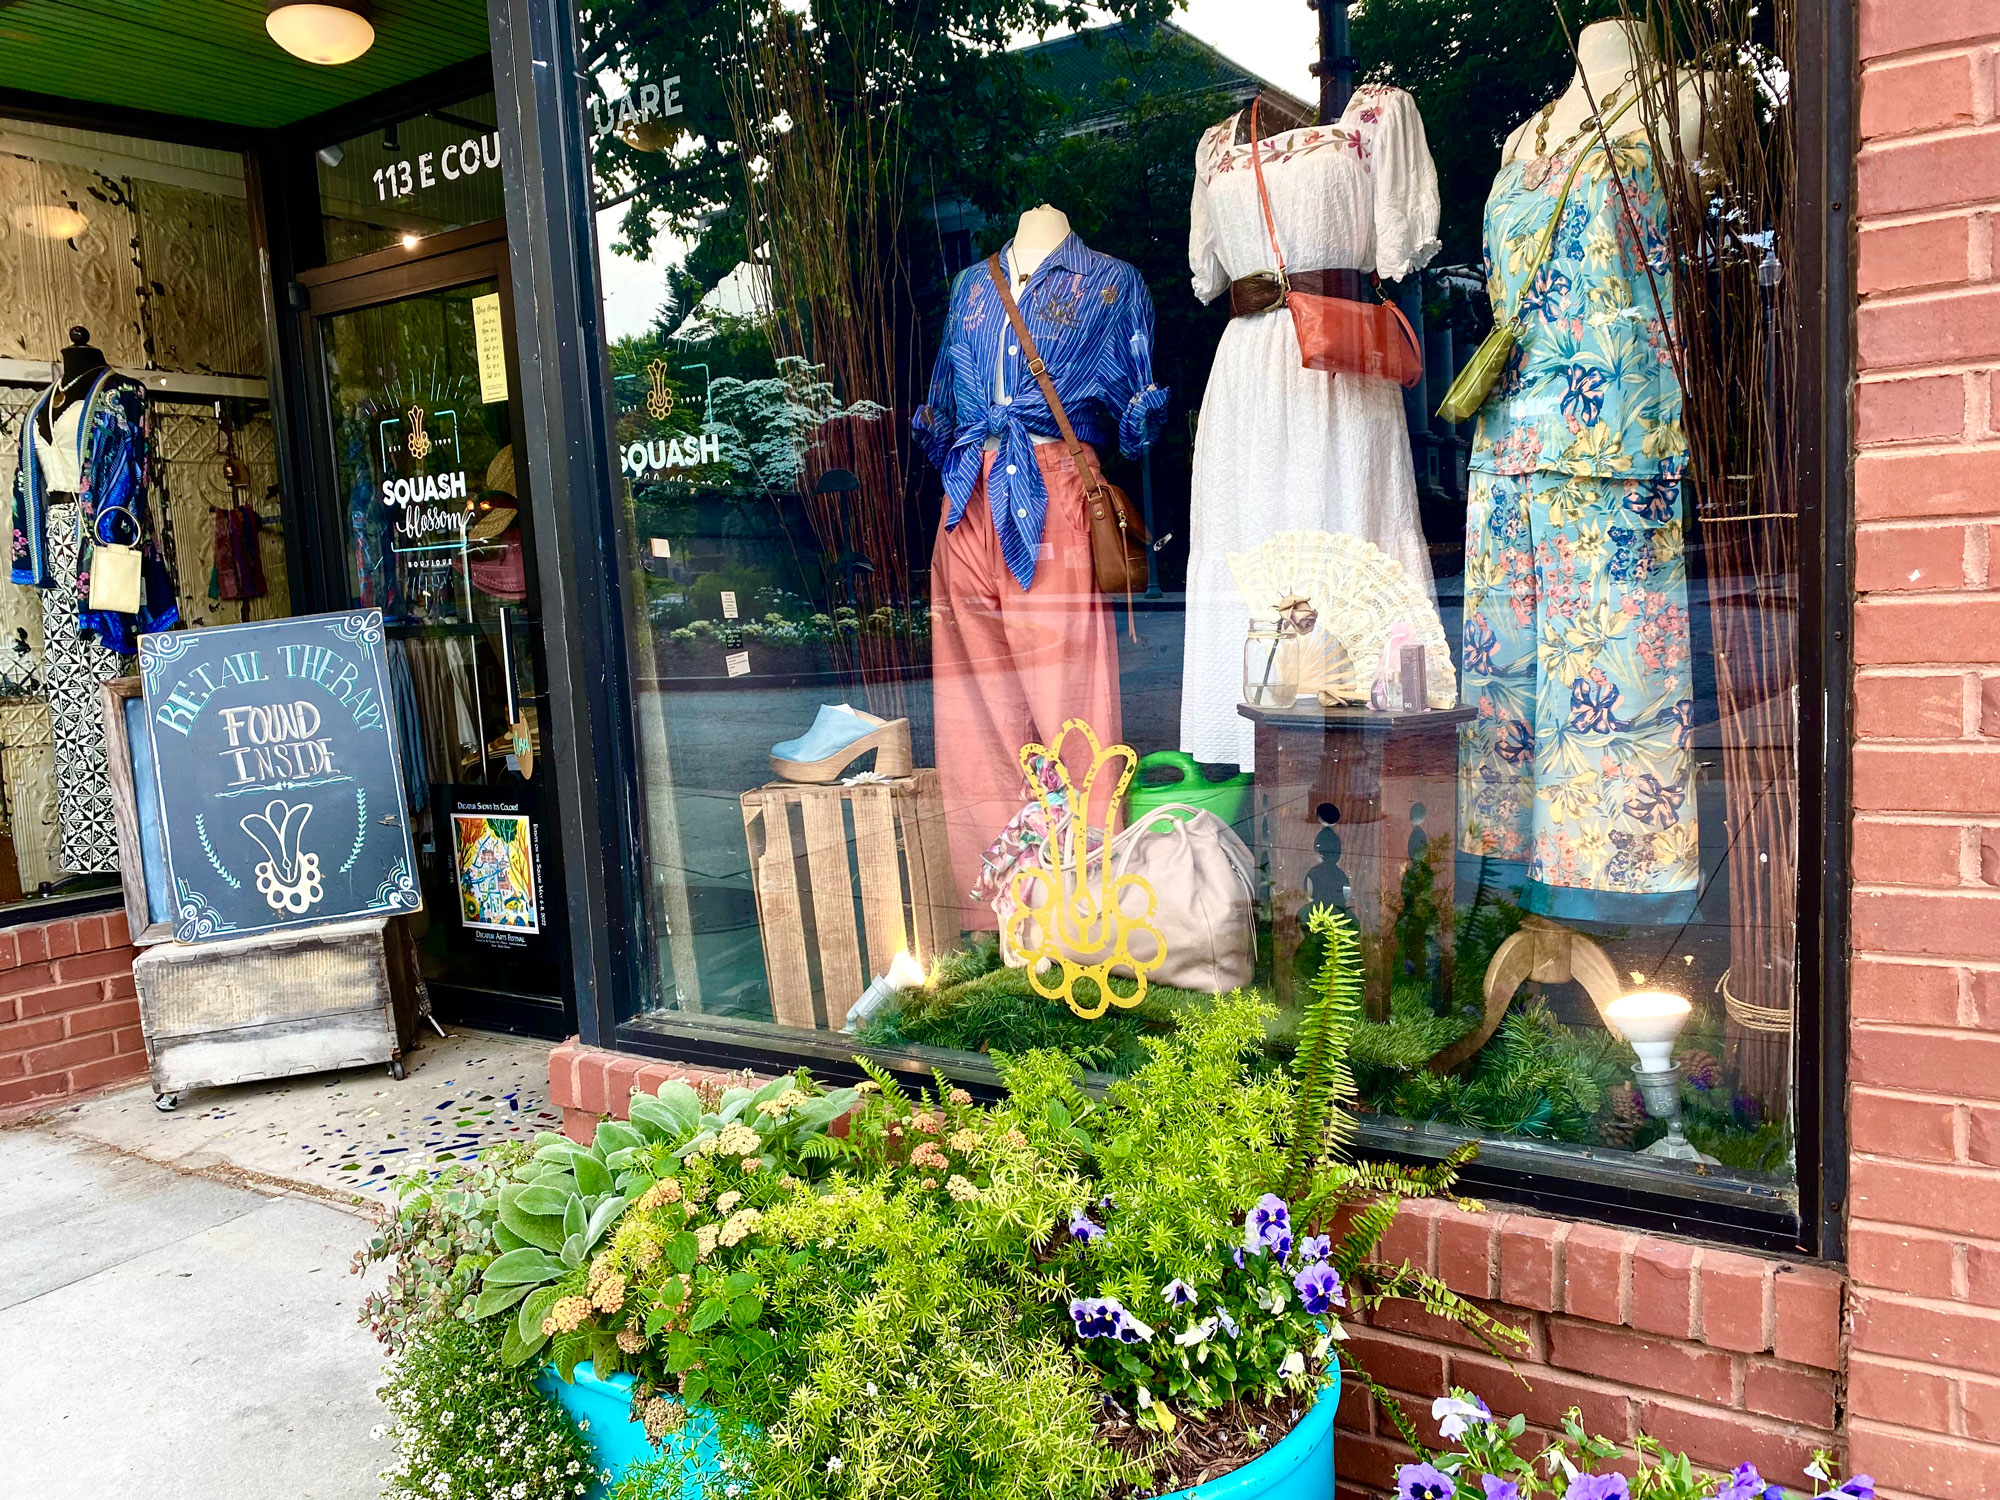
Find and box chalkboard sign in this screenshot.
[138,611,423,943]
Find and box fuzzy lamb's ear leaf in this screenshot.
[594,1120,642,1156]
[563,1194,587,1243]
[471,1281,532,1319]
[561,1232,585,1268]
[498,1189,566,1253]
[517,1184,573,1218]
[519,1286,562,1344]
[653,1081,702,1138]
[501,1316,546,1368]
[572,1151,613,1199]
[484,1247,566,1285]
[585,1194,627,1251]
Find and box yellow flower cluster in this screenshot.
[948,1088,973,1107]
[717,1208,762,1247]
[616,1326,646,1354]
[587,1259,627,1314]
[542,1295,593,1336]
[945,1174,979,1202]
[947,1128,979,1154]
[694,1224,720,1260]
[717,1123,762,1157]
[715,1191,742,1214]
[755,1087,811,1117]
[635,1178,683,1210]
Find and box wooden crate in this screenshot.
[134,916,420,1102]
[739,770,956,1028]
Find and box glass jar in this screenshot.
[1242,616,1301,710]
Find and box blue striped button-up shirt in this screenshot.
[914,234,1168,589]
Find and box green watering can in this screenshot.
[1125,751,1253,832]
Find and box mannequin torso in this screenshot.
[1501,21,1706,170]
[1011,205,1071,280]
[37,327,109,445]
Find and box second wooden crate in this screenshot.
[739,769,956,1029]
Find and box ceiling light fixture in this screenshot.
[266,0,375,66]
[10,203,89,240]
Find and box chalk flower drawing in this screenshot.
[241,799,325,914]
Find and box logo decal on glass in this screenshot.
[645,359,677,420]
[405,405,433,462]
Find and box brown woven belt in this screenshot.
[1228,267,1371,318]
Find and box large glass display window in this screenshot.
[570,0,1808,1224]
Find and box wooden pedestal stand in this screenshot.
[1240,702,1475,1019]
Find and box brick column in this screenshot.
[1851,5,2000,1495]
[0,912,143,1119]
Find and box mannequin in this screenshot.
[913,205,1166,927]
[1010,204,1071,280]
[1456,16,1700,925]
[1502,20,1705,169]
[10,327,177,877]
[37,327,108,443]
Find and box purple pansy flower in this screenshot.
[1432,1393,1490,1439]
[1293,1262,1345,1317]
[1248,1193,1290,1240]
[1068,1212,1104,1245]
[1216,1308,1240,1338]
[1162,1278,1198,1309]
[1565,1476,1629,1500]
[1482,1478,1519,1500]
[1398,1463,1454,1500]
[1715,1464,1763,1500]
[1297,1233,1331,1264]
[1069,1297,1118,1340]
[1836,1481,1875,1500]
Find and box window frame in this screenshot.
[497,0,1855,1260]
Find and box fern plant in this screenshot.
[1284,904,1530,1450]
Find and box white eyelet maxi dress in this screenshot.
[1180,86,1443,771]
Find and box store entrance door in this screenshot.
[298,224,571,1038]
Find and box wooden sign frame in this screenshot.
[100,676,174,946]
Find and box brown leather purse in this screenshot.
[1246,98,1424,388]
[986,255,1148,633]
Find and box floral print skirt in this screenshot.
[1457,468,1698,920]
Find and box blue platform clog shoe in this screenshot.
[770,702,913,784]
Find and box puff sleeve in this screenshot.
[1343,85,1441,281]
[1188,122,1232,306]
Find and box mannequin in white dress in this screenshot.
[1180,87,1443,771]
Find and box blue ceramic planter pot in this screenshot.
[541,1362,1340,1500]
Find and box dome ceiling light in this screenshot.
[265,1,375,66]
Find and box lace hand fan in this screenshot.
[1225,530,1457,708]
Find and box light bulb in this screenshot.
[266,2,375,66]
[1604,990,1692,1075]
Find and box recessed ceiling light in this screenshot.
[266,1,374,66]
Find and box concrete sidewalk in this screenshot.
[0,1129,389,1499]
[0,1028,564,1498]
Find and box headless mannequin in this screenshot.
[1011,204,1071,279]
[38,327,108,446]
[1501,20,1706,169]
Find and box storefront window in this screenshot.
[317,93,505,261]
[0,117,288,916]
[574,1,1802,1203]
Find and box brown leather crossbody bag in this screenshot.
[985,255,1149,632]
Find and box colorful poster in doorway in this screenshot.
[452,811,541,933]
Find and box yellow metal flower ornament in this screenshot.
[1004,719,1166,1019]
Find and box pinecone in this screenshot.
[1601,1080,1647,1149]
[1679,1049,1722,1092]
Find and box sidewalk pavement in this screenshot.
[0,1027,561,1500]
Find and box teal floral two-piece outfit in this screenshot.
[1458,111,1698,923]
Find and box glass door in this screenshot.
[305,238,570,1036]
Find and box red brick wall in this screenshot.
[1850,4,2000,1495]
[1333,1202,1841,1495]
[547,1037,765,1144]
[0,911,142,1120]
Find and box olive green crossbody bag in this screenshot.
[1437,93,1642,425]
